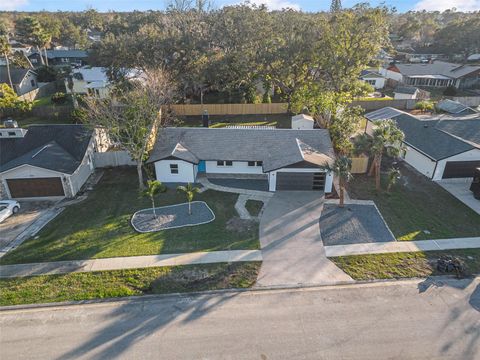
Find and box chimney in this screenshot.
[202,109,209,128]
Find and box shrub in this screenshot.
[36,66,58,82]
[51,92,67,105]
[71,108,87,123]
[414,100,435,113]
[443,86,457,96]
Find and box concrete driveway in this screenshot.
[0,202,52,249]
[437,178,480,215]
[257,191,353,287]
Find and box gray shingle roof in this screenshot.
[437,99,477,115]
[365,109,474,160]
[29,50,88,59]
[435,118,480,147]
[148,128,335,172]
[0,125,93,174]
[0,68,35,85]
[395,61,480,79]
[394,86,418,95]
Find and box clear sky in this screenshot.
[1,0,479,13]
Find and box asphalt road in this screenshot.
[1,278,479,360]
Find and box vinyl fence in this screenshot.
[94,151,136,168]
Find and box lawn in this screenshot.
[245,200,264,217]
[0,168,259,265]
[16,115,73,127]
[348,164,480,240]
[331,249,480,280]
[176,114,291,128]
[0,262,261,306]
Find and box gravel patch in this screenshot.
[320,204,395,246]
[131,201,215,233]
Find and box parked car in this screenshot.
[0,200,20,223]
[470,168,480,200]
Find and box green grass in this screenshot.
[331,249,480,280]
[245,200,264,217]
[348,165,480,240]
[0,262,261,306]
[17,116,73,127]
[177,114,291,129]
[0,168,259,265]
[32,96,53,107]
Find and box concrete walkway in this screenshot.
[257,191,353,287]
[0,250,262,278]
[325,237,480,257]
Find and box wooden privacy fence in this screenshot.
[168,103,288,116]
[350,156,369,174]
[94,151,136,168]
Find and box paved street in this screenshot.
[1,277,479,360]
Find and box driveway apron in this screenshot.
[257,191,353,287]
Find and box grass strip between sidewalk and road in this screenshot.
[0,262,261,306]
[331,249,480,280]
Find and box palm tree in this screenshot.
[177,183,201,215]
[368,120,404,191]
[141,180,165,219]
[322,156,353,208]
[0,34,13,89]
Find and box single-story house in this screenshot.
[436,99,477,115]
[65,67,144,98]
[0,67,38,96]
[365,107,480,180]
[388,61,480,89]
[28,50,88,67]
[0,125,96,200]
[360,71,386,89]
[148,128,335,192]
[393,86,420,100]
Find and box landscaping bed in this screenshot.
[0,262,261,306]
[0,168,259,265]
[177,114,291,128]
[347,164,480,240]
[331,249,480,280]
[245,200,264,217]
[131,202,215,233]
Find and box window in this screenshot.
[217,160,224,166]
[8,132,16,136]
[217,161,233,166]
[170,164,179,174]
[248,161,255,166]
[256,161,263,167]
[225,161,233,166]
[31,79,36,87]
[365,79,376,85]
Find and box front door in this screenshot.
[198,160,206,173]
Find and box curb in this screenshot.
[1,274,477,312]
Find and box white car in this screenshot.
[0,200,20,223]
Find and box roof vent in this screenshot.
[3,119,18,128]
[423,124,429,128]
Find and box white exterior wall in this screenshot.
[379,68,403,82]
[363,77,385,89]
[394,92,416,100]
[268,168,333,193]
[16,72,38,95]
[433,148,480,180]
[69,143,95,195]
[154,160,196,183]
[292,119,314,130]
[205,161,264,175]
[403,146,437,179]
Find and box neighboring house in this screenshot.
[467,54,480,62]
[360,71,386,89]
[393,86,420,100]
[87,29,103,42]
[291,114,315,130]
[28,50,88,67]
[65,67,144,98]
[0,125,96,200]
[0,67,38,96]
[148,128,335,192]
[365,107,480,180]
[437,99,478,115]
[388,61,480,89]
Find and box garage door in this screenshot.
[442,161,480,179]
[276,172,325,191]
[6,178,65,198]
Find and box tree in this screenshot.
[177,183,201,215]
[15,17,51,66]
[0,33,13,89]
[142,180,166,219]
[83,68,176,189]
[0,84,33,112]
[387,168,401,193]
[433,17,480,61]
[414,100,435,113]
[322,156,352,208]
[368,120,405,191]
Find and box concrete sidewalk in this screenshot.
[325,237,480,257]
[0,250,262,278]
